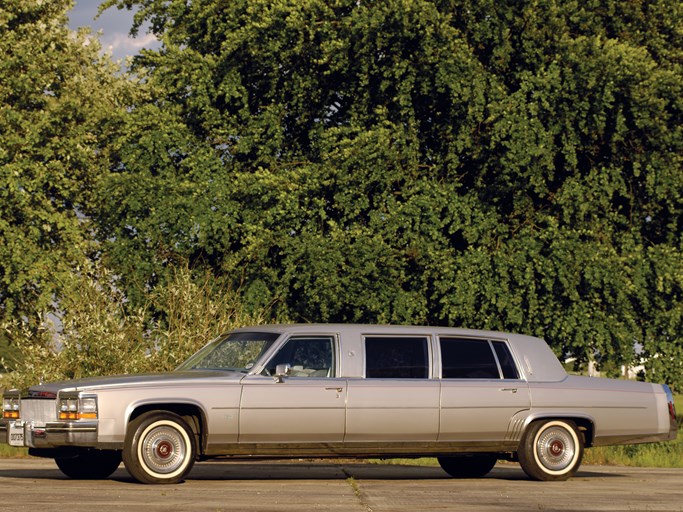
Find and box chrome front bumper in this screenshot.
[0,419,98,448]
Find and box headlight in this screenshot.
[79,397,98,418]
[58,394,98,420]
[2,396,20,419]
[60,398,78,413]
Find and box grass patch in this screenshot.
[583,439,683,468]
[366,457,438,467]
[0,445,29,459]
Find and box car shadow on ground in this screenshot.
[144,462,626,483]
[0,461,624,483]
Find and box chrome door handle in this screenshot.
[325,387,343,393]
[500,388,518,393]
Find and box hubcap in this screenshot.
[142,425,187,474]
[535,426,576,471]
[550,440,564,456]
[154,440,174,459]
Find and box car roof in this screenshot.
[230,323,514,339]
[229,323,567,382]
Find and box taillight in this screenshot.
[663,384,676,422]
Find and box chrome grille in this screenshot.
[20,399,57,423]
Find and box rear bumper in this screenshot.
[0,419,98,448]
[668,418,678,442]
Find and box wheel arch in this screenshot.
[520,413,595,449]
[126,401,208,456]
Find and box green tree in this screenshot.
[99,0,682,388]
[0,0,131,328]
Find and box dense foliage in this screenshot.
[96,0,682,385]
[0,0,130,323]
[1,0,681,388]
[0,0,137,364]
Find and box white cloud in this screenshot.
[69,1,160,61]
[102,32,159,56]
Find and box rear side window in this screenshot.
[440,338,501,379]
[365,336,429,379]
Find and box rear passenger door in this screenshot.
[438,337,530,443]
[345,335,440,443]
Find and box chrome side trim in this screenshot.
[505,417,526,442]
[45,421,98,434]
[592,432,677,446]
[203,440,519,458]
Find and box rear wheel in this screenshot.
[55,449,122,479]
[518,419,583,481]
[122,411,196,484]
[437,455,498,478]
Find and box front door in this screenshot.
[239,334,346,444]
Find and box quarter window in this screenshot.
[365,336,429,379]
[440,338,502,379]
[492,341,519,379]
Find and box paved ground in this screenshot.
[0,459,681,511]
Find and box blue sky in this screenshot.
[68,1,160,61]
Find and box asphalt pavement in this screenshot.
[0,458,681,511]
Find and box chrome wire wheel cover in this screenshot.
[139,422,189,476]
[534,423,577,473]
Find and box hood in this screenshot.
[24,370,243,396]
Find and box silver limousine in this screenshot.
[1,324,677,484]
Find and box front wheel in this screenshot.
[438,454,498,478]
[55,449,122,479]
[518,419,583,481]
[122,411,196,484]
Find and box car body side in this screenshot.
[1,324,677,483]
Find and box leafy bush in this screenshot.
[1,264,270,389]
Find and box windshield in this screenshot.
[176,331,281,372]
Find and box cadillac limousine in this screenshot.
[1,324,677,483]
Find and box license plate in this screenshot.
[8,423,24,447]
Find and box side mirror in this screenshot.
[274,363,291,383]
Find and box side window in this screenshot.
[492,341,519,379]
[365,336,429,379]
[440,338,500,379]
[264,336,336,378]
